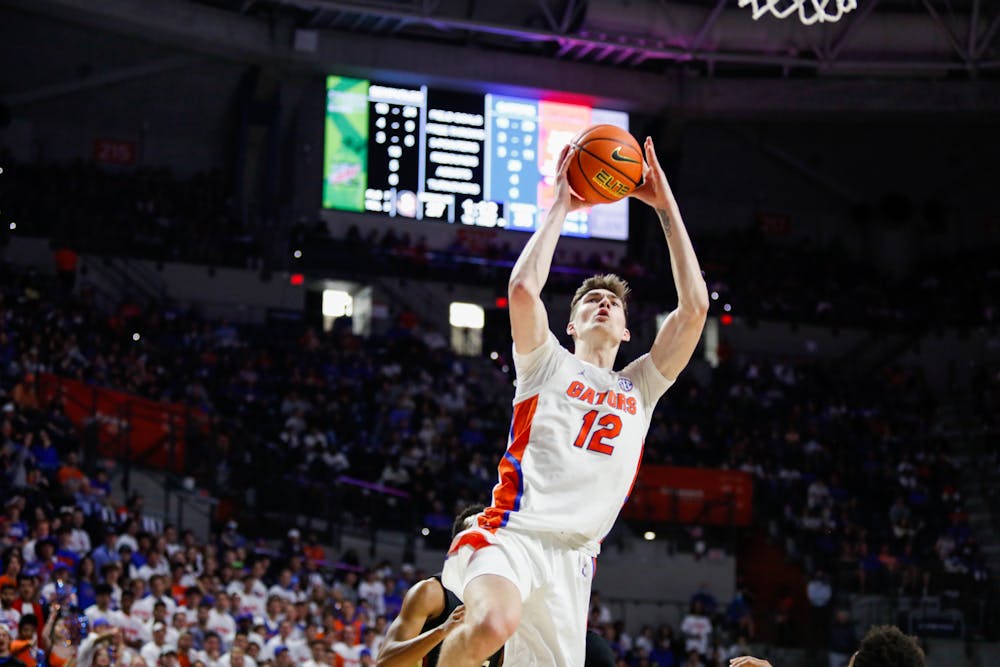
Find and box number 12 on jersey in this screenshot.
[573,410,622,455]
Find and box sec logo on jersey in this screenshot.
[618,377,633,392]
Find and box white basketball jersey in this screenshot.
[478,333,673,555]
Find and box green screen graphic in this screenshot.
[322,75,369,211]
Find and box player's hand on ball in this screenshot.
[629,136,676,211]
[554,144,590,213]
[729,657,773,667]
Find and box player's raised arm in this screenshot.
[629,136,709,381]
[508,145,589,355]
[729,658,774,667]
[376,579,461,667]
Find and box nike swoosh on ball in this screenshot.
[610,147,640,164]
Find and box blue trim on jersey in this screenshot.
[500,450,525,525]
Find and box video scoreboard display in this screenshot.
[322,75,630,241]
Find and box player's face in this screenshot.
[568,289,630,344]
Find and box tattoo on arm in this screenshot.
[656,208,672,238]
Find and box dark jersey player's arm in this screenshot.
[376,579,463,667]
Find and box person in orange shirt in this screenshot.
[11,375,39,412]
[10,615,44,667]
[301,536,325,568]
[0,551,22,592]
[56,453,88,495]
[331,601,363,642]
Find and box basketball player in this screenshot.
[438,137,708,667]
[376,506,501,667]
[729,624,926,667]
[377,495,616,667]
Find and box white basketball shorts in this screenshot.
[442,527,596,667]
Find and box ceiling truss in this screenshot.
[232,0,1000,76]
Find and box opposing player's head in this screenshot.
[567,274,631,345]
[584,629,617,667]
[452,504,485,538]
[848,625,925,667]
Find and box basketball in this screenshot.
[566,124,644,205]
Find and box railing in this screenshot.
[81,255,166,305]
[161,473,219,542]
[603,596,692,631]
[38,374,192,478]
[256,472,418,558]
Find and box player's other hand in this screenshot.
[729,657,773,667]
[553,144,590,213]
[629,136,676,211]
[442,604,467,634]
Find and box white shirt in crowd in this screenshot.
[116,612,153,646]
[207,609,237,645]
[357,579,385,617]
[132,595,177,623]
[331,643,363,667]
[219,652,258,667]
[681,613,713,656]
[234,594,266,620]
[266,585,304,605]
[227,580,267,599]
[262,636,309,664]
[83,604,118,626]
[69,528,92,555]
[115,535,140,553]
[140,640,171,666]
[0,607,20,634]
[135,560,171,582]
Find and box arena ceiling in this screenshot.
[192,0,1000,77]
[5,0,1000,115]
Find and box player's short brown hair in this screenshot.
[852,625,925,667]
[569,274,630,321]
[452,504,485,538]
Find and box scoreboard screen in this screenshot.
[322,75,630,241]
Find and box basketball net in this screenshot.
[737,0,858,24]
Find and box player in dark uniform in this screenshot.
[377,506,500,667]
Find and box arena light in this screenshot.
[643,531,656,541]
[289,273,305,286]
[495,296,508,308]
[721,314,734,326]
[293,249,303,259]
[132,333,141,341]
[8,222,15,231]
[322,290,353,317]
[450,302,484,329]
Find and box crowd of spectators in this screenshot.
[1,242,995,664]
[294,221,999,331]
[4,155,997,332]
[0,154,262,269]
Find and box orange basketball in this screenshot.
[566,124,644,205]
